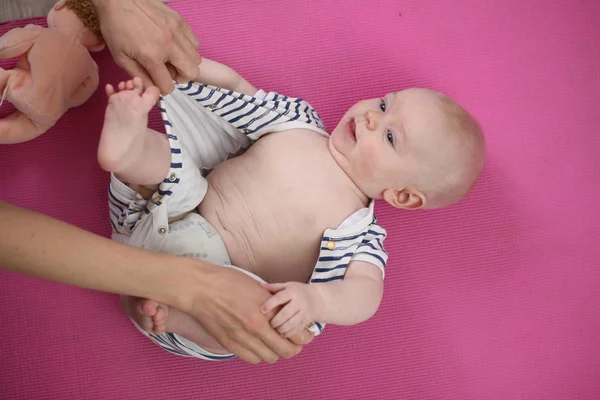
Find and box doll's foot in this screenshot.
[98,77,160,173]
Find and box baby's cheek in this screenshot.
[357,143,382,176]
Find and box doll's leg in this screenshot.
[0,68,48,144]
[98,78,171,186]
[0,111,46,144]
[68,68,99,109]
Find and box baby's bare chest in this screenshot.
[200,130,363,282]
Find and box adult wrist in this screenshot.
[163,257,216,314]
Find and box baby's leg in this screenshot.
[98,77,171,186]
[121,296,229,355]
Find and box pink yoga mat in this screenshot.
[1,1,599,399]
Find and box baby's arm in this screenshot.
[261,261,383,337]
[194,58,257,96]
[311,261,383,325]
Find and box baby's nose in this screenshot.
[365,111,380,130]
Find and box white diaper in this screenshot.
[130,212,266,360]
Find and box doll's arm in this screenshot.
[0,25,43,60]
[67,58,100,109]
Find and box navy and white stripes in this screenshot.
[307,218,388,335]
[175,83,327,139]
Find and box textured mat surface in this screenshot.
[1,1,599,399]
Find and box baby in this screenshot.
[100,58,484,360]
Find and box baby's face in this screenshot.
[328,89,447,203]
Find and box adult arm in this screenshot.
[0,200,312,364]
[91,0,200,94]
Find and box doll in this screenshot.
[0,0,104,144]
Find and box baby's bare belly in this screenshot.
[197,130,364,283]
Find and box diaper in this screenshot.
[129,212,265,360]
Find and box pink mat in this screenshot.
[1,0,599,398]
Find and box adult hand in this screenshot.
[0,201,311,365]
[184,266,314,364]
[93,0,200,94]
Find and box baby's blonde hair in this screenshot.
[419,93,485,209]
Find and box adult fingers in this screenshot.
[167,43,201,83]
[204,321,262,364]
[180,18,199,48]
[145,60,175,95]
[256,322,302,360]
[115,56,154,90]
[201,313,282,365]
[166,63,178,80]
[289,329,315,346]
[222,325,281,364]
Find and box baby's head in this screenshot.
[328,88,485,210]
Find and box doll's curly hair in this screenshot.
[65,0,102,38]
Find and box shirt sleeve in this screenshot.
[350,221,388,278]
[174,82,328,141]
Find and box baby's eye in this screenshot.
[379,99,387,112]
[386,130,394,144]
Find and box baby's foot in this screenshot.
[97,77,160,173]
[136,299,170,335]
[121,296,229,354]
[121,296,169,335]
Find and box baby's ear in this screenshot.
[382,188,425,210]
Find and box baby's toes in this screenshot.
[105,84,115,97]
[139,316,154,333]
[152,308,166,334]
[139,300,159,317]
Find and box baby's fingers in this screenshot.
[260,282,288,294]
[271,304,299,330]
[260,288,292,314]
[276,313,305,337]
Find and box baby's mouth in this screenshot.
[346,118,356,141]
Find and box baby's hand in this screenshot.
[260,282,321,338]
